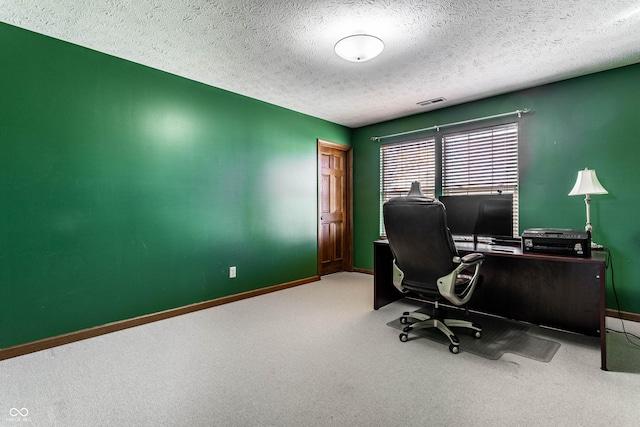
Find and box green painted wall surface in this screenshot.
[0,23,350,349]
[353,62,640,314]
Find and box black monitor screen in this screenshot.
[439,194,514,238]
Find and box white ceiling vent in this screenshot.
[417,97,446,106]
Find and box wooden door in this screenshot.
[318,140,352,275]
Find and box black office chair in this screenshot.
[383,182,485,354]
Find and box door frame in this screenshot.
[317,139,353,275]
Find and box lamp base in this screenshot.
[584,219,603,250]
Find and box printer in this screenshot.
[521,228,591,257]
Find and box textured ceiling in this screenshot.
[1,0,640,128]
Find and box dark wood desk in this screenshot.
[374,240,607,369]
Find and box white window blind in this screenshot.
[442,122,519,235]
[442,123,518,194]
[379,139,435,235]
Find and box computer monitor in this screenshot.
[439,194,514,240]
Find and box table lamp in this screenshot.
[568,168,608,246]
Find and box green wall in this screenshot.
[3,20,638,350]
[353,62,640,314]
[0,23,350,349]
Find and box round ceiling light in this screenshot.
[334,34,384,62]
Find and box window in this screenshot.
[442,123,519,237]
[380,122,519,237]
[379,138,435,235]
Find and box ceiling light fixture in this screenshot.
[334,34,384,62]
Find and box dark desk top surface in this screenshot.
[375,239,606,263]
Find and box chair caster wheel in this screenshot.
[399,333,409,342]
[400,317,407,324]
[473,331,481,339]
[449,344,459,354]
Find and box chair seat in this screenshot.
[403,273,478,298]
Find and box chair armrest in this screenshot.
[438,254,485,306]
[460,253,485,264]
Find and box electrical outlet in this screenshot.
[229,266,236,278]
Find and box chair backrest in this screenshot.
[383,194,458,292]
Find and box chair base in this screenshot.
[399,308,482,354]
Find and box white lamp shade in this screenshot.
[334,34,384,62]
[568,168,608,196]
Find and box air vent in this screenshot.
[417,97,446,106]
